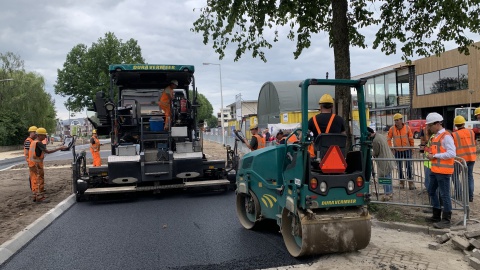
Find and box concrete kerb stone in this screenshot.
[0,194,76,265]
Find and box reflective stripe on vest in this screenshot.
[430,131,454,174]
[423,134,434,168]
[453,128,476,162]
[90,136,100,152]
[389,124,412,150]
[253,134,265,149]
[24,137,34,158]
[28,140,44,167]
[312,114,335,135]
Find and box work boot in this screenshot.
[433,211,452,229]
[425,208,441,223]
[35,196,50,203]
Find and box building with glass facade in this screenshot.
[352,41,480,132]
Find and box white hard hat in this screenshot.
[170,80,178,86]
[425,112,443,124]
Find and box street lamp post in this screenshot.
[203,62,225,146]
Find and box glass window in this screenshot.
[423,71,439,95]
[365,78,375,109]
[459,65,468,89]
[439,66,459,92]
[416,75,424,95]
[385,72,397,106]
[375,75,385,108]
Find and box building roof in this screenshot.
[351,62,410,79]
[256,80,335,128]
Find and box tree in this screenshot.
[55,32,145,112]
[189,89,214,122]
[192,0,480,144]
[0,52,56,145]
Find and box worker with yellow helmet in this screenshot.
[24,126,38,196]
[452,115,476,202]
[474,107,480,121]
[28,127,68,203]
[387,113,415,190]
[242,125,265,151]
[307,93,345,157]
[90,129,102,166]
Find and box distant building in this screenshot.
[58,118,94,137]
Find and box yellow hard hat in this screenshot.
[393,113,403,121]
[475,107,480,116]
[454,115,466,125]
[250,125,258,130]
[92,129,97,134]
[319,94,334,104]
[36,128,47,135]
[28,126,38,132]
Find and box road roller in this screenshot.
[235,79,372,257]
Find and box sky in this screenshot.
[1,0,478,121]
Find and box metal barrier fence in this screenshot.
[203,133,470,226]
[371,151,469,226]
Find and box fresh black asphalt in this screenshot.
[0,190,317,270]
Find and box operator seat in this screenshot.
[313,134,347,160]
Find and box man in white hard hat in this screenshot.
[424,112,456,229]
[158,80,178,130]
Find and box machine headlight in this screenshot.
[320,182,327,193]
[348,181,355,191]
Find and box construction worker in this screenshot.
[242,125,265,151]
[90,129,102,167]
[307,94,345,157]
[387,113,415,190]
[158,80,178,130]
[453,115,476,202]
[475,107,480,121]
[424,113,456,229]
[367,127,395,201]
[275,130,299,145]
[28,127,67,203]
[24,126,37,197]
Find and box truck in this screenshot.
[454,107,480,137]
[235,79,372,257]
[72,64,235,201]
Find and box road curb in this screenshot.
[373,219,450,236]
[0,194,76,266]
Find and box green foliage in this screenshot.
[189,89,214,123]
[192,0,480,63]
[55,32,145,112]
[206,115,219,128]
[0,52,57,145]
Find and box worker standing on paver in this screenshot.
[28,128,67,203]
[452,115,476,202]
[424,113,456,229]
[387,113,415,190]
[90,129,102,167]
[158,80,178,130]
[24,126,37,200]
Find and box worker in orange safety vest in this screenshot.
[387,113,415,190]
[90,129,102,167]
[452,115,476,202]
[242,125,265,151]
[424,112,456,229]
[28,128,67,203]
[158,80,178,131]
[24,126,37,197]
[307,94,345,158]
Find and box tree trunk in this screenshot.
[331,0,352,149]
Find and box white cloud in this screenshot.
[1,0,478,121]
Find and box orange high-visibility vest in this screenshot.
[28,140,44,167]
[388,124,414,150]
[90,136,100,152]
[430,131,455,174]
[24,137,34,160]
[452,128,476,162]
[252,134,265,149]
[308,114,335,157]
[158,88,173,112]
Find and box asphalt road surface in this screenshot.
[0,190,315,270]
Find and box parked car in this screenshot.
[406,119,426,139]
